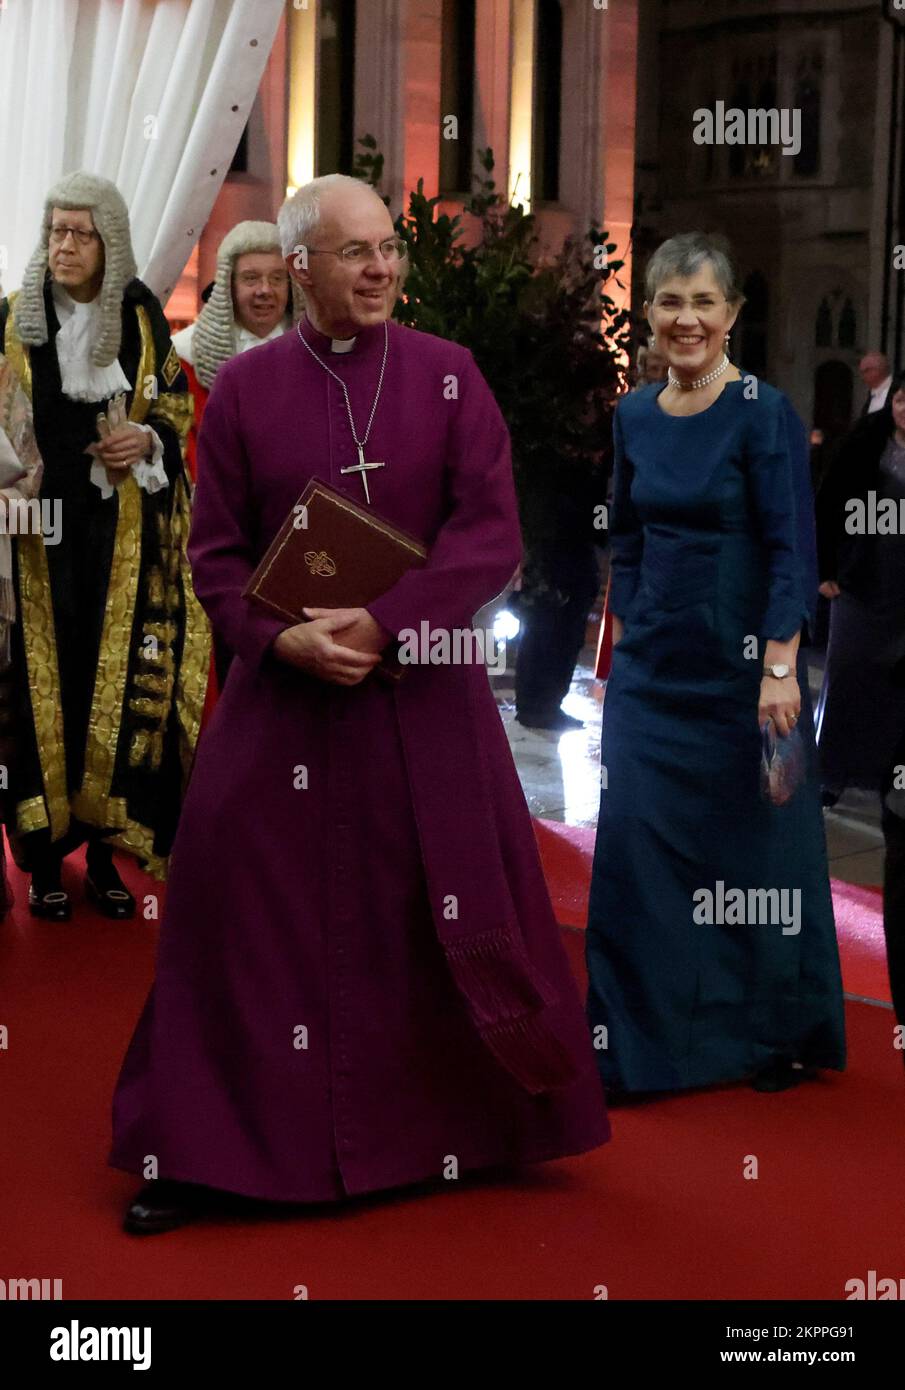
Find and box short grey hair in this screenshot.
[645,232,745,306]
[277,174,387,257]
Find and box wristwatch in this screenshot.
[763,663,793,679]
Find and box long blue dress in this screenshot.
[586,378,846,1092]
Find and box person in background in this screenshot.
[815,376,905,1056]
[171,221,304,484]
[815,378,905,802]
[513,469,606,733]
[633,337,668,389]
[859,352,893,418]
[172,222,304,698]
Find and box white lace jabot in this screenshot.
[52,283,132,403]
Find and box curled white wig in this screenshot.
[14,170,137,368]
[193,220,304,389]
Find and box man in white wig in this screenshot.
[172,221,302,695]
[171,221,303,482]
[0,171,209,921]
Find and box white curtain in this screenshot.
[0,0,284,302]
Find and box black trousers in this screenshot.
[515,563,600,722]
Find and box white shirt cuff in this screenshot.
[131,425,169,494]
[87,426,169,499]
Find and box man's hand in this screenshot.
[95,424,152,477]
[302,607,390,655]
[273,611,383,685]
[818,580,841,599]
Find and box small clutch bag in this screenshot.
[760,720,805,807]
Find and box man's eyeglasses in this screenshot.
[305,236,408,266]
[235,272,290,289]
[49,225,100,246]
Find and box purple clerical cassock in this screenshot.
[109,314,610,1203]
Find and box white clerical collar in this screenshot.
[331,335,357,354]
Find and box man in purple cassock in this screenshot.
[110,174,609,1234]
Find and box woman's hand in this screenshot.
[759,675,801,738]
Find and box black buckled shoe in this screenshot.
[123,1179,208,1236]
[28,885,72,921]
[85,876,136,920]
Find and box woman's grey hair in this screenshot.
[644,232,745,306]
[277,174,386,257]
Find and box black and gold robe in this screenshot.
[0,276,209,879]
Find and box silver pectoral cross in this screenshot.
[340,446,385,505]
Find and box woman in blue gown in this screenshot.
[586,233,846,1097]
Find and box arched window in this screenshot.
[439,0,476,194]
[838,298,857,349]
[815,297,833,348]
[533,0,563,202]
[317,0,357,176]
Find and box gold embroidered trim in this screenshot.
[130,306,155,426]
[151,390,193,452]
[108,816,168,881]
[4,300,69,841]
[70,476,142,827]
[72,305,155,833]
[4,294,32,400]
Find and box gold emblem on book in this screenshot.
[304,550,337,577]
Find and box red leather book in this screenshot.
[243,479,428,678]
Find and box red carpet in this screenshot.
[533,817,893,1004]
[2,844,904,1300]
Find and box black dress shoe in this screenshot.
[28,885,72,921]
[752,1059,818,1093]
[85,876,136,919]
[85,844,136,919]
[516,710,585,732]
[123,1179,208,1236]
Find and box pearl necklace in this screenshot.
[668,353,730,391]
